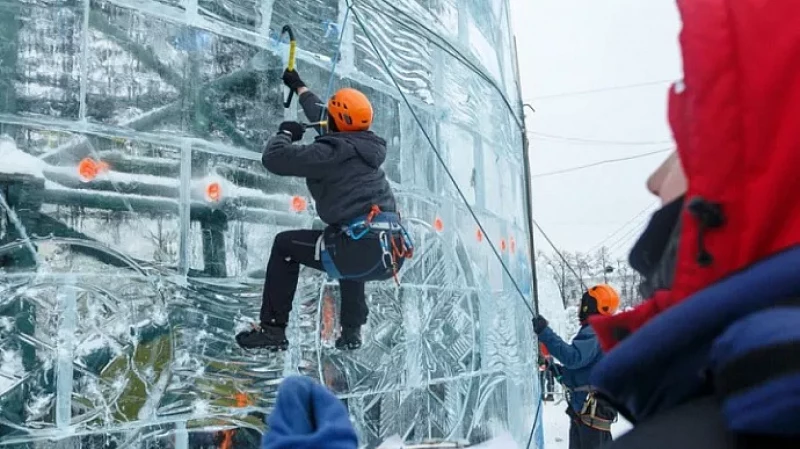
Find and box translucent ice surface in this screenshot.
[0,0,537,447]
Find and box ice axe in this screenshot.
[301,120,328,130]
[281,25,297,108]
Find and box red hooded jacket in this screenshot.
[591,0,800,351]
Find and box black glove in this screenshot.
[532,315,549,335]
[278,121,305,142]
[282,69,306,92]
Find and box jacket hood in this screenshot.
[592,0,800,351]
[325,131,387,169]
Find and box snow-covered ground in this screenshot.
[542,401,633,448]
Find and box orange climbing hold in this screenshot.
[476,228,483,242]
[510,237,517,253]
[321,293,335,341]
[291,195,307,212]
[434,217,444,232]
[205,181,222,203]
[500,239,507,252]
[77,157,109,182]
[233,392,251,408]
[219,430,234,449]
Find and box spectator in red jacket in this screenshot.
[588,1,800,447]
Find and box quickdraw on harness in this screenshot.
[315,205,414,285]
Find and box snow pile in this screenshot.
[0,135,45,178]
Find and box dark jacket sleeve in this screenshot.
[299,91,327,135]
[538,326,601,370]
[262,133,339,178]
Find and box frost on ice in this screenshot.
[0,0,537,447]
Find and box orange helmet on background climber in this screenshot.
[327,88,373,132]
[586,284,620,316]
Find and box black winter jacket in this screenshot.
[262,91,396,226]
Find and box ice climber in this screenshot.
[236,69,413,352]
[533,284,620,449]
[585,1,800,447]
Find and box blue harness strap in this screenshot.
[315,208,414,282]
[319,243,343,280]
[345,212,403,240]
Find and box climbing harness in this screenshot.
[542,361,617,431]
[314,205,414,285]
[280,24,297,108]
[573,386,618,432]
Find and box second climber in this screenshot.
[533,284,620,449]
[235,68,413,352]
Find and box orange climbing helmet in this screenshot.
[327,88,373,132]
[586,284,620,316]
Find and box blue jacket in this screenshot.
[262,376,358,449]
[538,324,603,412]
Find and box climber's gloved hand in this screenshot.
[278,121,305,142]
[282,69,306,93]
[532,315,549,335]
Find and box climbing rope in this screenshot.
[345,1,535,317]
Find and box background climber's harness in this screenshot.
[572,386,618,432]
[546,363,618,432]
[315,205,414,284]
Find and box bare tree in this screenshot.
[594,247,614,283]
[542,250,570,307]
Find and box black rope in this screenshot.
[531,218,588,292]
[348,2,535,317]
[525,392,545,449]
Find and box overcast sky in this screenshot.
[508,0,683,260]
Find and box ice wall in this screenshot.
[0,0,537,447]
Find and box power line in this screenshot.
[606,214,651,258]
[526,79,675,101]
[587,201,659,254]
[529,131,673,147]
[531,148,672,179]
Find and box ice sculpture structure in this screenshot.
[0,0,539,447]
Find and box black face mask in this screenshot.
[578,292,599,322]
[628,195,685,299]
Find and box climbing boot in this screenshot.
[236,324,288,351]
[335,326,362,350]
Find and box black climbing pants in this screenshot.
[569,418,612,449]
[259,227,401,328]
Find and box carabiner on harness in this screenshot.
[345,205,383,240]
[378,231,394,270]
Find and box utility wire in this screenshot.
[529,131,673,147]
[349,3,535,317]
[606,214,651,257]
[526,79,675,101]
[531,148,672,179]
[587,201,658,254]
